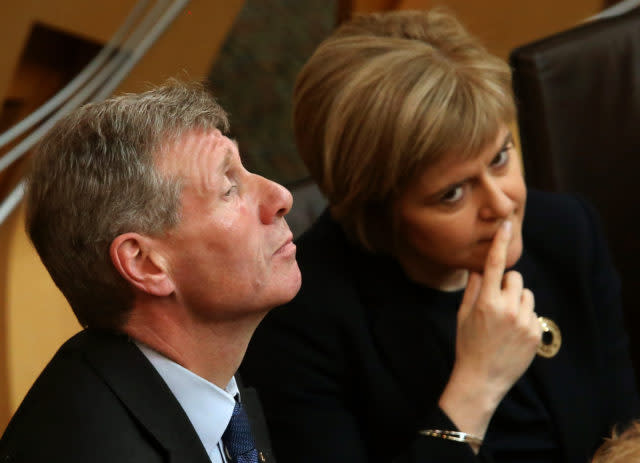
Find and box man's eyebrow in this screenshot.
[218,140,239,174]
[218,151,231,175]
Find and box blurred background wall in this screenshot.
[0,0,615,433]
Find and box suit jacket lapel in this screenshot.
[81,330,211,463]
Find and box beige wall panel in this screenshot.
[0,214,12,431]
[117,0,246,94]
[1,0,246,100]
[0,204,79,432]
[30,0,137,44]
[353,0,400,13]
[0,0,136,103]
[4,205,80,423]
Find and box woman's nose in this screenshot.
[478,179,514,220]
[257,175,293,224]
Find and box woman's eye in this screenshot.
[440,185,464,204]
[490,147,510,168]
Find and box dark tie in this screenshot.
[222,400,259,463]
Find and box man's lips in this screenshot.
[274,234,296,256]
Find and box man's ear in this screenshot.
[110,233,175,297]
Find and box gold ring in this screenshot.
[536,316,561,358]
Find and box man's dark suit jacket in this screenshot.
[241,190,640,463]
[0,329,274,462]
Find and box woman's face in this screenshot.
[394,124,526,290]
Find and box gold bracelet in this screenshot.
[418,429,483,447]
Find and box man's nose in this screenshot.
[257,176,293,224]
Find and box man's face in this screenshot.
[156,130,301,320]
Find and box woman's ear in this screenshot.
[109,233,175,297]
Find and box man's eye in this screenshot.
[440,185,464,204]
[224,185,237,197]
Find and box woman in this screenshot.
[241,9,639,463]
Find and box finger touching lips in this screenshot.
[481,220,512,295]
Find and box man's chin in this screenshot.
[276,267,302,306]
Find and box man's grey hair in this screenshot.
[25,79,229,330]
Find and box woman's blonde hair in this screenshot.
[592,422,640,463]
[293,9,515,252]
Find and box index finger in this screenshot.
[481,220,512,294]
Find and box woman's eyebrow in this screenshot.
[498,132,514,152]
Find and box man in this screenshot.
[0,80,301,462]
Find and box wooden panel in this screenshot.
[5,206,80,427]
[396,0,604,59]
[0,0,246,104]
[117,0,246,94]
[352,0,400,13]
[0,5,32,105]
[28,0,138,44]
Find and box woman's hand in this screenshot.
[438,220,542,446]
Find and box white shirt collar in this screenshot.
[136,342,239,460]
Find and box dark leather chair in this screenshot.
[510,7,640,385]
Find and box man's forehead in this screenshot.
[173,129,223,156]
[157,129,238,172]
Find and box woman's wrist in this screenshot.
[419,429,484,454]
[438,367,504,440]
